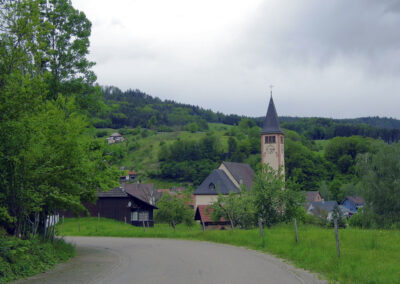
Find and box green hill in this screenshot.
[96,86,400,143]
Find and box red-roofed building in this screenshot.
[194,205,230,230]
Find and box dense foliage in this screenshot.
[280,117,400,143]
[96,86,244,129]
[0,231,74,283]
[353,143,400,229]
[156,134,224,185]
[154,193,194,230]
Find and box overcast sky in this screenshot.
[72,0,400,118]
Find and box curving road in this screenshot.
[14,237,326,284]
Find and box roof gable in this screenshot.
[261,96,284,135]
[220,162,255,190]
[305,191,322,203]
[194,169,239,195]
[124,183,160,206]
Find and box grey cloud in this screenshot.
[234,0,400,74]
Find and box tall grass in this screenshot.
[58,218,400,284]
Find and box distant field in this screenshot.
[59,217,400,284]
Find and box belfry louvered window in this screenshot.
[265,136,276,144]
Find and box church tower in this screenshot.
[260,94,285,173]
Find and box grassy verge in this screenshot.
[0,234,74,283]
[58,217,400,284]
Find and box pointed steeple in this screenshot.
[261,96,284,134]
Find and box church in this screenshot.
[194,94,285,227]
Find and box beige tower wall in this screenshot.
[261,134,285,173]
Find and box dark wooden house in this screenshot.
[75,186,158,227]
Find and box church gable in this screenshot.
[193,169,239,195]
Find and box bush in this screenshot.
[157,125,173,132]
[95,130,108,137]
[0,235,74,283]
[303,214,328,227]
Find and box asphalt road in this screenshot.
[15,237,326,284]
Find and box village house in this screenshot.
[305,191,323,203]
[306,200,338,221]
[195,205,230,230]
[303,191,323,209]
[107,132,125,144]
[63,183,159,227]
[342,195,365,214]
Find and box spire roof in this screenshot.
[261,96,284,135]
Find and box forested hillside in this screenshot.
[96,86,400,143]
[95,86,244,130]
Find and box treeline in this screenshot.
[95,86,244,129]
[279,117,400,143]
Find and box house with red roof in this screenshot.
[194,205,230,230]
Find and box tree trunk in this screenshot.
[228,214,234,231]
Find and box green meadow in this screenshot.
[59,218,400,284]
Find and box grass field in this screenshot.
[58,217,400,284]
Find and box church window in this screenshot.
[265,136,276,144]
[209,183,215,190]
[280,136,284,144]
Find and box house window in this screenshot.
[209,183,215,190]
[131,211,138,221]
[138,210,149,221]
[265,136,276,144]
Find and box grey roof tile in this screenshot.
[97,187,128,198]
[221,161,255,189]
[194,169,239,195]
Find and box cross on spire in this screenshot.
[269,85,274,97]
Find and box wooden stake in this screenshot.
[294,218,299,243]
[334,218,340,257]
[258,218,264,238]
